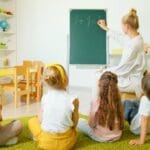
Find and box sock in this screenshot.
[5,137,18,146]
[28,133,37,141]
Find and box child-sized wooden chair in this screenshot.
[121,92,137,101]
[23,60,33,67]
[22,60,44,101]
[32,61,44,101]
[0,66,30,107]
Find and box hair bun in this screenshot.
[129,8,137,16]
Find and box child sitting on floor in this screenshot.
[0,105,23,146]
[123,74,150,145]
[78,71,124,142]
[28,64,79,150]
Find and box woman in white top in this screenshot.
[28,64,79,150]
[97,8,145,97]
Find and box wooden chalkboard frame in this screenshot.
[69,9,108,65]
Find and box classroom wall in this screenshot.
[17,0,150,87]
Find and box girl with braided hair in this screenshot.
[78,71,124,142]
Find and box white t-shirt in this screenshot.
[130,96,150,135]
[41,89,77,133]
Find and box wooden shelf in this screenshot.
[0,50,15,55]
[0,13,13,19]
[0,31,14,36]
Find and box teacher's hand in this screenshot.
[97,20,109,31]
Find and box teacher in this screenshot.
[96,9,145,97]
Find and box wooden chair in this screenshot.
[121,92,137,101]
[23,60,33,67]
[0,66,30,107]
[22,60,44,101]
[31,61,44,101]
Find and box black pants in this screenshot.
[123,100,140,124]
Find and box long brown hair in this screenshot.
[95,71,124,130]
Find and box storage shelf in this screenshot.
[0,31,14,36]
[0,0,16,67]
[0,49,15,55]
[0,13,13,19]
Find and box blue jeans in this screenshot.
[77,118,105,142]
[123,100,140,124]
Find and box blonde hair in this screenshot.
[44,64,68,90]
[122,8,139,30]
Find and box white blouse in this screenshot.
[106,30,146,96]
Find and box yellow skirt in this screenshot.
[28,117,77,150]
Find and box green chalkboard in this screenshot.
[70,9,107,64]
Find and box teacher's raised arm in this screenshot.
[97,20,109,32]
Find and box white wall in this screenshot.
[17,0,150,87]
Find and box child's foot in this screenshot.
[28,134,37,141]
[5,137,18,146]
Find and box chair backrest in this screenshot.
[15,66,29,76]
[32,61,44,100]
[15,65,30,84]
[23,60,33,67]
[32,60,44,79]
[32,60,44,68]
